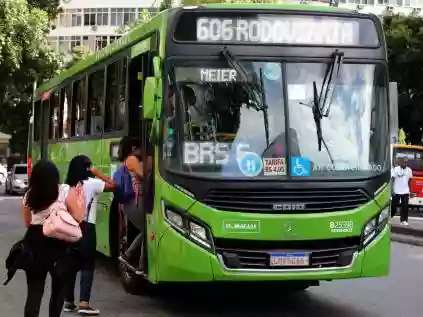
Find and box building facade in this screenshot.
[337,0,423,15]
[48,0,160,54]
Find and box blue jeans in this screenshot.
[65,222,96,303]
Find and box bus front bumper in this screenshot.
[155,225,390,283]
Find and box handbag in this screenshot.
[42,183,84,243]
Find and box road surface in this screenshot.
[0,191,421,317]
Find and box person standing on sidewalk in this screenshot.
[391,157,413,226]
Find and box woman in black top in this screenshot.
[21,160,84,317]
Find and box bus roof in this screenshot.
[36,3,359,97]
[201,3,353,13]
[393,144,423,150]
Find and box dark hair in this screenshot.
[65,155,93,187]
[26,160,60,213]
[118,136,141,162]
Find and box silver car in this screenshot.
[5,164,28,195]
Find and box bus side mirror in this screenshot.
[143,77,162,119]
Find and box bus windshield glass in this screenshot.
[162,61,389,179]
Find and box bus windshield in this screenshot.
[162,61,389,179]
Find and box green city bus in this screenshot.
[30,3,391,293]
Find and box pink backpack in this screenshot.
[42,184,84,243]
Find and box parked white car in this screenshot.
[0,164,7,185]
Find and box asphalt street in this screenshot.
[0,188,422,317]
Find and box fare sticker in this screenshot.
[263,158,286,176]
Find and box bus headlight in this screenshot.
[162,201,214,251]
[361,207,389,248]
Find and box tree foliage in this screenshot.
[28,0,61,20]
[160,0,173,11]
[384,14,423,144]
[0,0,61,154]
[63,45,93,69]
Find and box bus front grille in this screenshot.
[214,237,360,270]
[202,187,369,213]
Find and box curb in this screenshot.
[391,225,423,238]
[391,233,423,247]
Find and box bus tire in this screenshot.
[117,211,152,295]
[119,264,144,295]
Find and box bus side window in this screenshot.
[62,85,72,139]
[71,78,87,137]
[87,67,105,135]
[34,101,41,142]
[128,51,153,137]
[104,58,126,133]
[49,90,63,140]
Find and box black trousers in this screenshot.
[23,225,71,317]
[391,194,410,222]
[25,268,67,317]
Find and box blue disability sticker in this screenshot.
[238,152,263,177]
[290,157,311,177]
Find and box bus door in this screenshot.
[123,36,156,230]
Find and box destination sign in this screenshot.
[173,12,379,46]
[175,67,239,83]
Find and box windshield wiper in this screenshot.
[319,49,344,117]
[309,50,344,163]
[221,47,270,147]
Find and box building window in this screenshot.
[109,36,121,44]
[83,8,109,26]
[83,8,96,26]
[111,8,137,26]
[58,36,69,53]
[70,36,82,49]
[95,36,108,52]
[71,9,82,26]
[56,9,82,27]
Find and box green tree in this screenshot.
[63,45,92,68]
[160,0,173,11]
[384,14,423,144]
[0,0,61,154]
[116,8,157,34]
[28,0,61,20]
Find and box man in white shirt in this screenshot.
[391,157,413,226]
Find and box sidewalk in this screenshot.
[391,216,423,246]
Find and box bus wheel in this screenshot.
[117,216,149,295]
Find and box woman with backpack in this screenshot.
[116,136,152,274]
[63,155,116,315]
[20,160,85,317]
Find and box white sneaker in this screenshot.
[401,221,409,226]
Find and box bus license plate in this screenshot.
[269,253,309,267]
